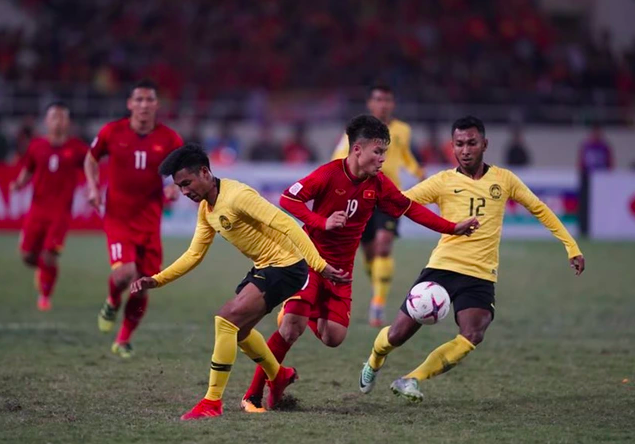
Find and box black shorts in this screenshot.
[235,260,309,313]
[400,268,496,323]
[361,209,400,244]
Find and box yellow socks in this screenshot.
[368,327,396,370]
[364,257,373,278]
[371,256,394,306]
[404,334,475,381]
[238,328,280,380]
[205,316,239,401]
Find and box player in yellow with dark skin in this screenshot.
[358,116,586,402]
[332,84,425,327]
[130,143,350,419]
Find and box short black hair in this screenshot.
[346,115,391,147]
[451,115,486,137]
[45,101,70,113]
[368,83,394,97]
[129,78,159,97]
[159,143,210,177]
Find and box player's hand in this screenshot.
[130,277,158,294]
[454,217,480,236]
[321,264,352,284]
[163,184,180,202]
[569,255,585,276]
[325,211,347,230]
[87,186,102,209]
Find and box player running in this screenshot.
[10,102,88,311]
[84,79,183,358]
[332,84,424,327]
[241,115,478,412]
[130,143,349,420]
[358,115,585,402]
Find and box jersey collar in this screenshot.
[341,158,368,184]
[456,163,490,179]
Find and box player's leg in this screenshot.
[19,214,47,309]
[360,310,421,394]
[392,274,494,402]
[35,215,69,310]
[112,232,160,354]
[242,268,318,411]
[369,214,399,327]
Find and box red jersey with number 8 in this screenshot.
[90,118,183,232]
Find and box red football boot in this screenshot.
[266,366,298,409]
[180,398,223,420]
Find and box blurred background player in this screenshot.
[332,84,424,327]
[242,115,478,412]
[130,144,349,419]
[84,79,183,358]
[359,116,585,402]
[10,102,88,311]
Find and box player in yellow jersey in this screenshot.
[332,84,425,327]
[358,116,586,401]
[130,143,349,420]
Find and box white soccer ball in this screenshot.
[406,281,451,325]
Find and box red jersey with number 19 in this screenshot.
[280,159,414,273]
[90,118,183,232]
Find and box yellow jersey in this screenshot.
[153,178,327,287]
[332,119,423,188]
[404,165,582,282]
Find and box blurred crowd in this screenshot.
[1,0,634,110]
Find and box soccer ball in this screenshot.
[406,281,451,325]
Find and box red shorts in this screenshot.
[104,219,162,277]
[284,268,353,328]
[20,211,70,255]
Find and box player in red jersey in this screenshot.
[241,115,479,411]
[84,79,183,358]
[10,102,88,311]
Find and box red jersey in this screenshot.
[281,159,455,273]
[90,118,183,232]
[22,137,88,218]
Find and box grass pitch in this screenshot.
[0,234,633,443]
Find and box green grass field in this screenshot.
[0,234,633,443]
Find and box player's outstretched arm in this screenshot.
[509,171,584,275]
[9,167,33,191]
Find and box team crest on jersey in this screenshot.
[219,215,232,230]
[363,190,376,199]
[489,184,502,200]
[335,189,346,195]
[152,144,163,152]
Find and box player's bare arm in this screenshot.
[325,210,347,230]
[9,168,33,191]
[84,152,101,208]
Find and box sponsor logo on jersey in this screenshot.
[335,189,346,195]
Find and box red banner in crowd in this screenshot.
[0,163,106,231]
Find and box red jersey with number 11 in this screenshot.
[90,118,182,232]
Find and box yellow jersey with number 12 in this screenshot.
[404,165,581,282]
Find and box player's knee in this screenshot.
[111,264,136,287]
[40,251,58,267]
[21,252,38,267]
[460,329,485,346]
[279,317,307,345]
[387,326,408,347]
[321,333,345,348]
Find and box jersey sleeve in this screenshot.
[76,141,90,166]
[234,188,328,272]
[280,164,331,229]
[152,203,215,287]
[90,125,111,160]
[508,171,582,258]
[376,175,413,217]
[331,133,349,160]
[403,172,443,205]
[171,130,184,150]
